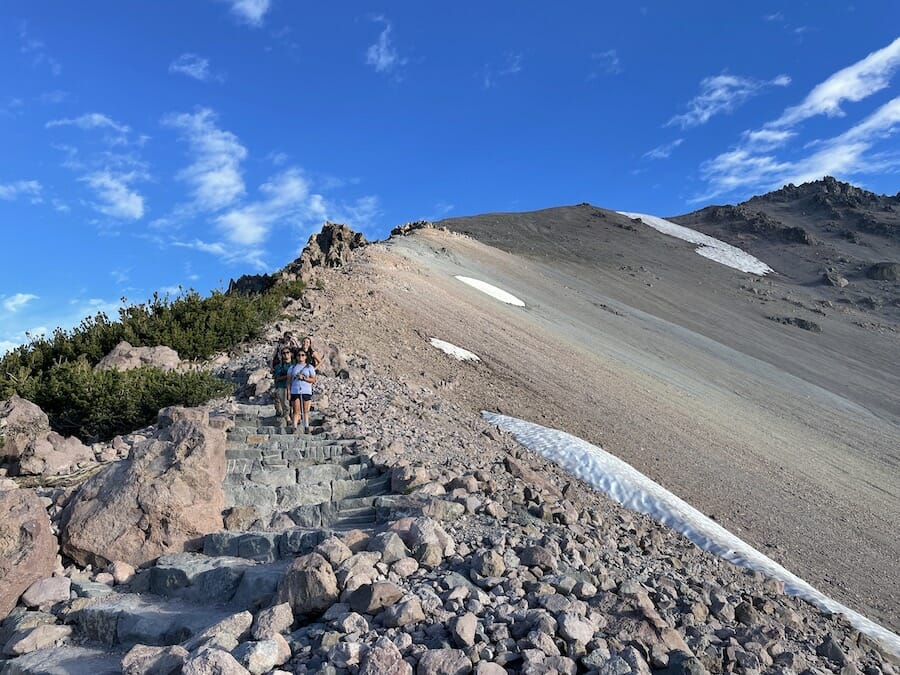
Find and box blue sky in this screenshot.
[1,2,898,354]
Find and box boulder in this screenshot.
[275,552,339,615]
[866,262,900,281]
[94,341,181,372]
[0,395,51,464]
[59,407,226,567]
[0,488,58,620]
[17,432,93,477]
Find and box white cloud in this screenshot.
[481,52,526,90]
[366,17,407,75]
[169,53,214,81]
[3,293,39,313]
[589,50,622,78]
[220,0,271,26]
[695,38,900,201]
[163,108,247,211]
[81,170,145,220]
[18,22,61,75]
[46,112,130,135]
[697,97,900,202]
[668,74,791,129]
[772,37,900,128]
[0,180,42,201]
[643,138,684,160]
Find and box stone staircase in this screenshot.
[221,404,393,542]
[0,404,400,670]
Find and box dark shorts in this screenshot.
[290,393,312,402]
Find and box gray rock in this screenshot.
[416,647,471,675]
[20,577,71,609]
[368,532,409,564]
[3,624,73,656]
[359,636,411,675]
[121,644,189,675]
[381,596,425,628]
[275,553,338,616]
[182,647,251,675]
[232,635,290,674]
[349,581,404,615]
[251,603,293,640]
[451,612,478,648]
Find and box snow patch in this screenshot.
[618,211,773,276]
[455,276,525,306]
[429,338,480,361]
[482,411,900,657]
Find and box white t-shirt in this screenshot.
[289,364,315,395]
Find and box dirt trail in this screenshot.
[312,227,900,632]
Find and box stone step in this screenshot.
[204,528,332,563]
[65,593,237,649]
[0,646,124,675]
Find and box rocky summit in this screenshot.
[1,179,899,674]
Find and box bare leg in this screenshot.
[302,399,312,432]
[291,396,301,430]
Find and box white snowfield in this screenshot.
[618,211,774,276]
[455,276,526,306]
[429,337,480,361]
[483,412,900,657]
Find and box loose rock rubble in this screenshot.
[1,229,898,674]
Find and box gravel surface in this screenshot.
[293,223,899,634]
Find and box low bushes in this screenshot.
[0,280,304,442]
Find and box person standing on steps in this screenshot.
[289,349,316,434]
[272,347,293,427]
[301,335,322,369]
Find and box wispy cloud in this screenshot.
[698,97,900,202]
[772,37,900,128]
[643,138,684,160]
[169,53,220,82]
[0,97,24,117]
[482,52,525,89]
[80,170,145,220]
[668,73,791,129]
[366,17,407,76]
[18,22,61,75]
[219,0,271,26]
[3,293,39,313]
[0,180,42,202]
[163,108,248,211]
[46,113,148,220]
[694,38,900,202]
[588,50,623,79]
[38,90,68,104]
[47,113,131,142]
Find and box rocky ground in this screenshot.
[1,205,898,673]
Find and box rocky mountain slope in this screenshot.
[1,178,899,673]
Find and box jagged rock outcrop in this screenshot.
[227,272,275,296]
[95,340,181,372]
[59,406,226,568]
[391,220,434,237]
[0,488,58,620]
[283,222,368,283]
[693,204,813,244]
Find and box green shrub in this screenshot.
[0,282,298,442]
[32,359,232,441]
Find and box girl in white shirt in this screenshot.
[289,349,316,433]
